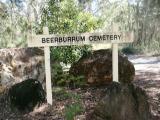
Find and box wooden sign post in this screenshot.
[28,26,134,105]
[112,25,119,82]
[43,27,52,105]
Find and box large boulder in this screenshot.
[0,48,45,88]
[8,79,46,111]
[88,82,152,120]
[69,49,135,84]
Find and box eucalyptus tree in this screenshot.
[0,0,45,48]
[0,1,9,48]
[92,0,160,54]
[131,0,160,53]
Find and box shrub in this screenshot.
[51,63,85,87]
[121,45,139,55]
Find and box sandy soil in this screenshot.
[129,55,160,119]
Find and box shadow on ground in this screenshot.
[129,55,160,119]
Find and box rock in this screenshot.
[88,82,152,120]
[0,48,45,88]
[8,79,46,111]
[69,49,135,84]
[0,61,14,87]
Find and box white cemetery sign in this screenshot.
[28,27,134,105]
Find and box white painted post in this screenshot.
[112,44,118,82]
[112,25,119,82]
[43,27,52,105]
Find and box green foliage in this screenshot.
[54,72,86,87]
[56,73,85,87]
[50,45,92,64]
[0,1,30,48]
[51,62,85,87]
[40,0,101,34]
[131,0,160,54]
[134,40,160,55]
[121,45,139,55]
[51,62,64,85]
[65,102,84,120]
[0,0,159,56]
[40,0,101,64]
[98,0,134,32]
[42,0,101,86]
[122,39,160,55]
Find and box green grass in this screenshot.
[52,87,84,120]
[52,87,81,101]
[65,102,84,120]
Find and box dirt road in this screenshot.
[129,55,160,119]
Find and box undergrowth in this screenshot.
[121,40,160,56]
[51,63,85,88]
[52,87,84,120]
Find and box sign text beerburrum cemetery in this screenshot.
[28,27,134,105]
[28,32,133,47]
